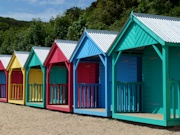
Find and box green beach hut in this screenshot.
[109,12,180,126]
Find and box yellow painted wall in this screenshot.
[29,69,43,101]
[10,57,22,69]
[29,69,43,84]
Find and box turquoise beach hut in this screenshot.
[109,12,180,126]
[24,47,50,108]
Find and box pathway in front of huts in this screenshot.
[0,102,179,135]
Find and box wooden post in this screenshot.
[8,69,12,101]
[112,53,117,113]
[21,68,26,104]
[65,62,72,111]
[42,66,46,107]
[5,70,8,102]
[69,63,73,111]
[73,60,79,108]
[112,51,122,113]
[25,68,30,103]
[162,46,170,122]
[46,64,51,107]
[104,56,111,116]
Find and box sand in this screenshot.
[0,103,179,135]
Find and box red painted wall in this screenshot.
[0,61,5,70]
[11,70,23,84]
[77,63,99,83]
[48,44,68,64]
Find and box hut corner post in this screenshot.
[25,68,30,104]
[99,54,110,116]
[66,62,73,112]
[22,68,26,104]
[70,63,74,111]
[8,69,12,101]
[73,59,79,109]
[46,64,52,107]
[112,51,121,114]
[41,66,46,107]
[162,46,170,124]
[5,70,8,102]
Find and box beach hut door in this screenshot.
[77,63,99,108]
[0,71,6,98]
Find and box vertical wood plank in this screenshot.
[162,46,170,122]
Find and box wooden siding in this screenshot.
[99,61,105,108]
[169,47,180,115]
[77,63,98,83]
[76,38,102,59]
[142,46,163,113]
[12,70,23,84]
[117,56,141,82]
[50,66,67,84]
[28,53,42,67]
[0,61,5,70]
[10,57,22,69]
[0,71,6,84]
[29,69,43,84]
[49,45,67,64]
[117,22,158,51]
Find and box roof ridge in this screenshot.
[86,29,119,34]
[32,46,51,50]
[15,51,29,54]
[0,55,11,57]
[133,12,180,21]
[55,39,78,43]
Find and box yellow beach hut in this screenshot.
[7,51,29,105]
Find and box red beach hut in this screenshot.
[0,55,11,102]
[44,39,78,112]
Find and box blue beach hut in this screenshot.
[70,29,141,117]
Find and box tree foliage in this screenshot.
[0,0,180,54]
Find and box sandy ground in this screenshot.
[0,103,180,135]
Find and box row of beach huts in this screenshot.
[0,12,180,127]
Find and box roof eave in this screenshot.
[7,53,16,71]
[69,30,87,62]
[165,42,180,46]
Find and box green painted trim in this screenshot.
[112,52,117,113]
[132,16,165,46]
[167,119,180,126]
[162,46,170,121]
[26,102,44,108]
[113,113,167,126]
[108,18,133,56]
[42,66,46,107]
[114,51,122,65]
[24,49,43,69]
[25,68,30,104]
[165,42,180,46]
[152,45,163,60]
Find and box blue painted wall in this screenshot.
[117,56,141,82]
[0,71,6,84]
[76,37,102,59]
[0,71,6,98]
[99,60,105,108]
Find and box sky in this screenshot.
[0,0,96,22]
